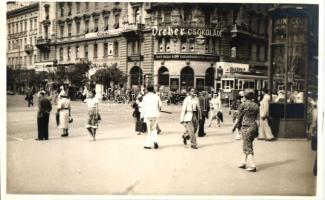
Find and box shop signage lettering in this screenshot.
[152,26,222,37]
[85,24,138,38]
[154,54,219,61]
[229,67,245,73]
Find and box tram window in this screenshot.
[230,80,234,89]
[238,80,243,90]
[222,80,225,89]
[249,81,255,89]
[243,81,249,89]
[235,79,238,89]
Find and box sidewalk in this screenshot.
[6,95,317,195]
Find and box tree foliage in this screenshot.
[91,63,126,86]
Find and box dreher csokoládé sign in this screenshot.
[152,26,222,37]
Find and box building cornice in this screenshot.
[7,3,39,18]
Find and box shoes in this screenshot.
[246,167,257,172]
[154,142,159,149]
[157,130,162,135]
[144,146,151,149]
[89,137,96,141]
[238,164,246,169]
[182,135,189,145]
[35,138,42,141]
[265,138,275,141]
[190,145,198,149]
[257,138,265,140]
[61,133,68,137]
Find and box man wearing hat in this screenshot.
[36,90,52,140]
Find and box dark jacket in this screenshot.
[37,96,52,118]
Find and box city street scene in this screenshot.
[4,1,321,199]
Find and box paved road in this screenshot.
[6,95,317,196]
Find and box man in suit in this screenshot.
[180,88,202,149]
[36,91,52,140]
[198,91,209,137]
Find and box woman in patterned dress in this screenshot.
[232,89,259,172]
[85,90,100,141]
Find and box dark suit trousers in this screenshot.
[37,114,49,139]
[198,115,206,136]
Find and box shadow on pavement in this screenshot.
[258,159,296,171]
[199,141,234,148]
[95,136,135,142]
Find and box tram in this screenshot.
[220,72,268,104]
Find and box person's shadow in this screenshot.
[257,159,296,171]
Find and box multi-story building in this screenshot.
[51,2,271,92]
[7,2,39,70]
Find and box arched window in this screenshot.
[158,66,169,86]
[180,66,194,90]
[130,66,143,86]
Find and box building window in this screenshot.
[205,11,211,24]
[84,45,88,58]
[8,41,11,51]
[132,40,138,54]
[251,44,257,61]
[34,19,37,30]
[60,4,64,17]
[85,2,89,11]
[76,45,80,59]
[93,44,98,58]
[20,22,23,33]
[114,41,119,57]
[259,45,265,61]
[60,25,64,38]
[134,7,141,24]
[104,16,109,30]
[59,47,64,61]
[165,37,170,51]
[76,2,80,13]
[104,43,108,57]
[184,8,192,22]
[16,23,18,33]
[164,10,171,23]
[231,47,237,58]
[76,22,80,35]
[29,55,32,64]
[67,47,71,61]
[67,3,72,16]
[189,38,195,52]
[34,55,36,63]
[68,24,72,37]
[85,21,89,33]
[30,19,33,30]
[181,37,187,52]
[24,21,27,31]
[114,14,120,29]
[95,2,99,9]
[94,18,99,32]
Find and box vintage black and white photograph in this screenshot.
[2,0,324,199]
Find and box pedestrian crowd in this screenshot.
[30,85,317,174]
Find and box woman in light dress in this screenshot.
[57,92,71,137]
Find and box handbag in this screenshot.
[69,116,73,123]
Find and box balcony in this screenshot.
[231,24,267,40]
[24,44,34,54]
[121,23,145,37]
[36,37,51,50]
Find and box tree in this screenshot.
[91,63,126,88]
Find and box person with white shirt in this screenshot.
[142,85,162,149]
[208,93,222,127]
[85,90,100,141]
[180,88,202,149]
